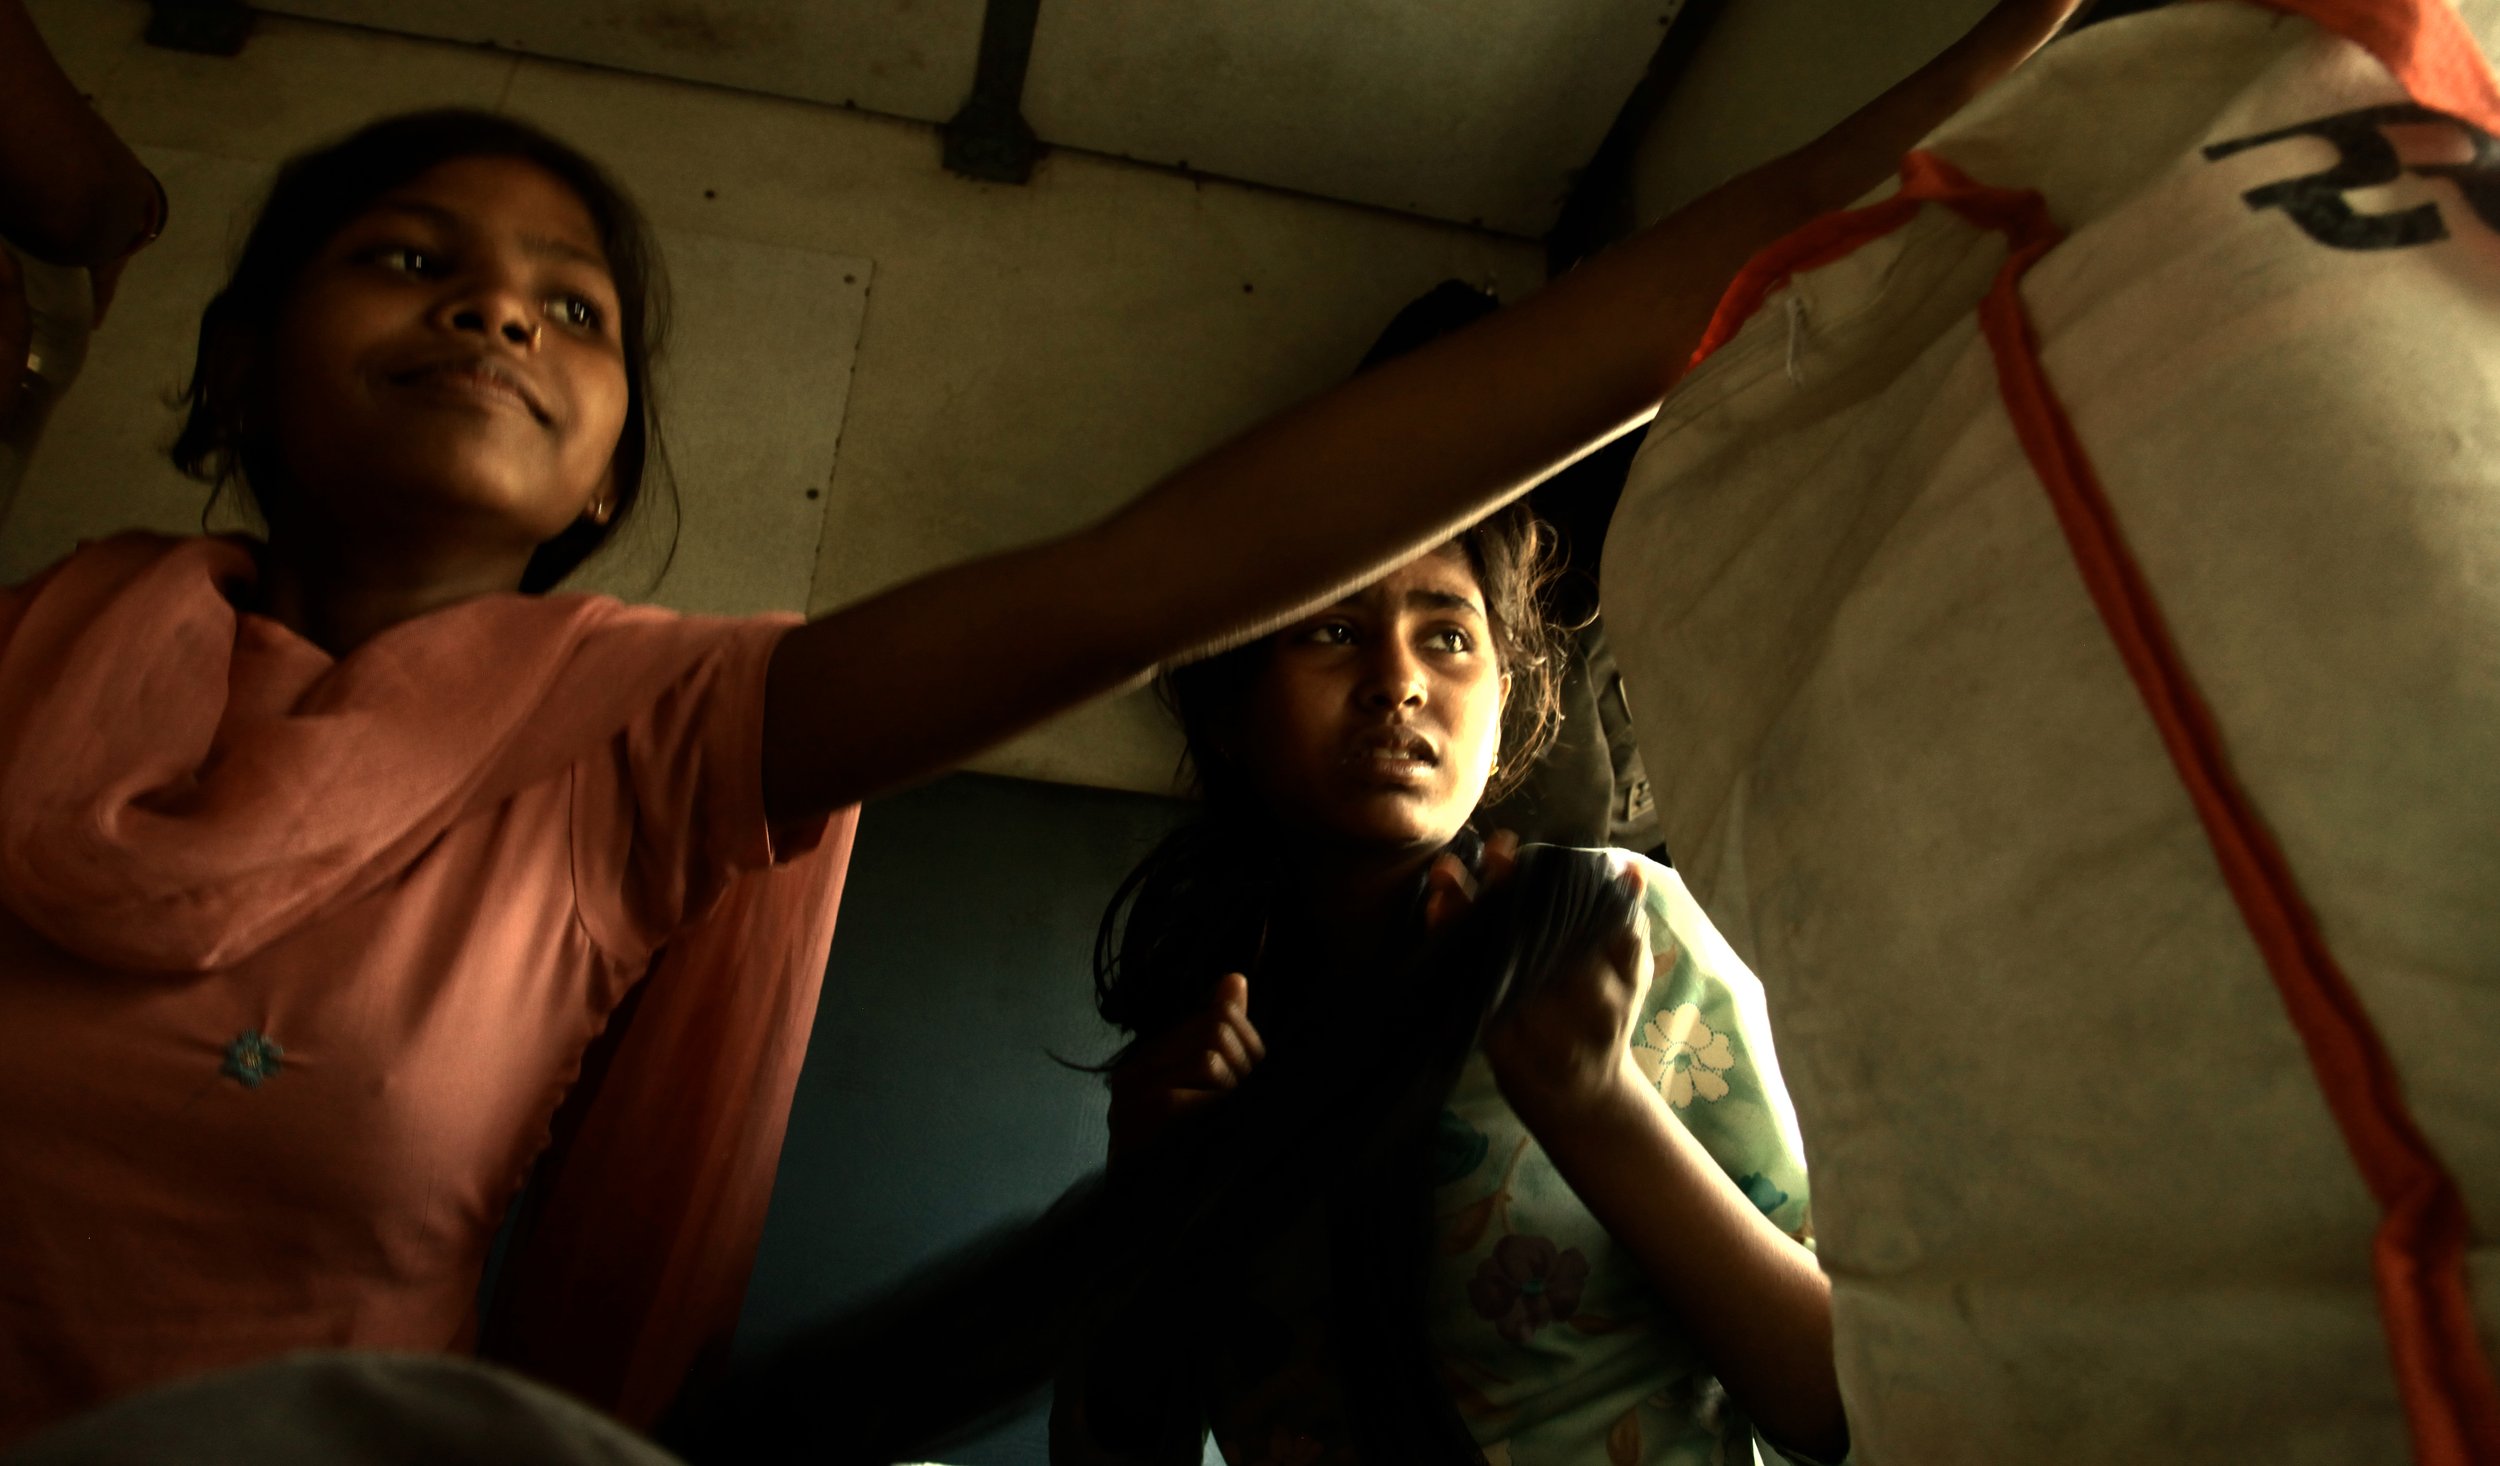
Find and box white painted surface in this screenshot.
[258,0,1696,234]
[1629,0,1996,221]
[263,0,985,131]
[6,0,1543,792]
[564,234,868,618]
[1022,0,1682,235]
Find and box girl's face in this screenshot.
[1242,545,1509,855]
[265,156,629,558]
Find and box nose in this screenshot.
[1357,639,1427,713]
[437,269,539,351]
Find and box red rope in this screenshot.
[2248,0,2500,134]
[1897,147,2498,1466]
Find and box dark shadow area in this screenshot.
[733,771,1191,1466]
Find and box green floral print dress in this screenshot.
[1198,853,1819,1466]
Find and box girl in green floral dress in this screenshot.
[1050,502,1837,1466]
[1041,10,2090,1456]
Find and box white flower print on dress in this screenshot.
[1634,1003,1735,1108]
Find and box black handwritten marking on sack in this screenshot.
[2203,103,2500,250]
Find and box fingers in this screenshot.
[1209,971,1264,1065]
[1422,850,1478,933]
[1119,1020,1251,1093]
[1424,828,1524,934]
[1105,974,1263,1161]
[1114,974,1264,1097]
[1191,1017,1256,1089]
[1481,828,1521,889]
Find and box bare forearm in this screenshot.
[1517,1067,1845,1460]
[0,0,157,264]
[761,523,1153,818]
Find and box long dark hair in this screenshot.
[170,108,674,593]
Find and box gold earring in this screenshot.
[588,497,611,524]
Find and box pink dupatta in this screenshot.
[0,533,856,1426]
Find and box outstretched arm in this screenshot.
[760,0,2083,824]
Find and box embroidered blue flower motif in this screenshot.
[221,1031,283,1089]
[1736,1171,1789,1217]
[1431,1109,1490,1185]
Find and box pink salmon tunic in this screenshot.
[0,533,858,1442]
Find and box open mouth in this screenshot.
[1350,731,1438,774]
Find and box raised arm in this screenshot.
[760,0,2084,823]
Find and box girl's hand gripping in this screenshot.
[1482,859,1655,1133]
[1104,972,1266,1163]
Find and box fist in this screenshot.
[1105,972,1265,1162]
[1482,861,1654,1126]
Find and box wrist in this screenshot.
[1496,1049,1653,1138]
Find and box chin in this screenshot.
[383,455,583,540]
[1325,801,1465,852]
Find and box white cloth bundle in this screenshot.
[1607,2,2500,1461]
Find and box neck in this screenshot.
[253,527,536,656]
[1269,837,1447,964]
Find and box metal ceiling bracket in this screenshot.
[144,0,254,56]
[1547,0,1732,272]
[943,0,1043,184]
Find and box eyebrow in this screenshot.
[363,200,611,272]
[1407,589,1486,617]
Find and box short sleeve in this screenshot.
[1624,853,1816,1246]
[569,614,830,963]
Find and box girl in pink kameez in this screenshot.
[0,2,2076,1441]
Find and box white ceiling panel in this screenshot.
[246,0,1690,237]
[1022,0,1683,235]
[560,230,869,618]
[259,0,986,125]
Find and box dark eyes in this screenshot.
[365,244,608,334]
[1291,621,1474,654]
[372,245,442,277]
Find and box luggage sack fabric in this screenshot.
[1604,2,2500,1462]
